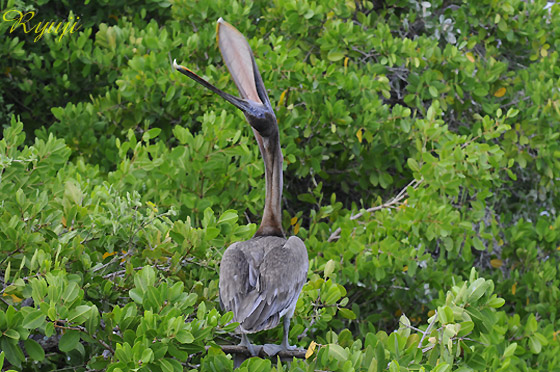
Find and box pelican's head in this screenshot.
[173,18,277,138]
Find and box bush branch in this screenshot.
[328,178,423,242]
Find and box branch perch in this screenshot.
[212,344,307,361]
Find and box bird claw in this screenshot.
[262,343,283,356]
[262,343,300,356]
[239,335,262,356]
[247,344,263,357]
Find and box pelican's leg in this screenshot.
[280,316,296,350]
[239,333,260,356]
[262,316,298,356]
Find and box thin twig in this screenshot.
[328,178,423,242]
[53,321,115,354]
[398,319,424,333]
[91,250,132,273]
[418,310,438,349]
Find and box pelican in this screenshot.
[173,18,308,356]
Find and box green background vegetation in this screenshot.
[1,0,560,370]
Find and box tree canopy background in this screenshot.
[1,0,560,370]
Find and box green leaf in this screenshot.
[67,305,92,324]
[24,339,45,361]
[529,335,541,354]
[327,50,345,62]
[432,362,451,372]
[327,344,348,362]
[487,296,505,308]
[143,127,162,141]
[45,322,55,337]
[22,309,46,329]
[338,308,357,320]
[322,284,342,305]
[175,330,194,344]
[467,353,486,370]
[63,281,80,304]
[1,338,24,367]
[141,348,154,364]
[467,278,487,302]
[129,288,143,304]
[324,259,336,278]
[472,237,485,251]
[218,210,238,224]
[457,321,474,337]
[525,314,538,334]
[239,357,272,372]
[59,330,80,352]
[220,311,234,326]
[429,86,439,98]
[503,342,517,358]
[159,358,174,372]
[407,158,420,172]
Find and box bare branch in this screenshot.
[398,319,424,333]
[328,178,423,242]
[418,310,438,349]
[215,344,307,359]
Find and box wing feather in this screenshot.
[219,236,308,334]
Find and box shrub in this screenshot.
[1,0,560,370]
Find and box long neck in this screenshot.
[253,129,284,237]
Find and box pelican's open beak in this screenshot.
[173,59,251,111]
[174,18,276,136]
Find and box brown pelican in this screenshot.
[173,18,308,356]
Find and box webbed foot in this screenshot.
[239,333,262,356]
[262,342,302,356]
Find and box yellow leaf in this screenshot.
[290,216,298,225]
[102,251,117,260]
[494,87,506,97]
[402,265,408,272]
[278,89,288,106]
[305,341,318,359]
[62,215,67,227]
[146,201,158,213]
[3,293,23,303]
[428,310,435,317]
[344,57,349,69]
[541,48,548,57]
[356,128,363,143]
[490,259,503,268]
[511,282,517,295]
[294,223,300,235]
[466,52,475,63]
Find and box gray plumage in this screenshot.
[219,236,308,334]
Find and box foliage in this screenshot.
[1,0,560,370]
